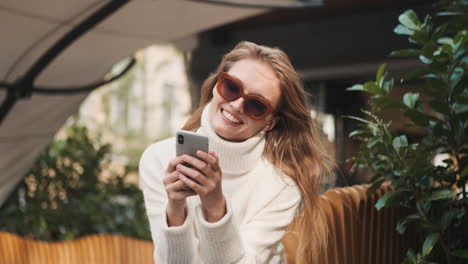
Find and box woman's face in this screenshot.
[210,59,281,142]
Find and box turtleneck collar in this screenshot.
[197,102,265,175]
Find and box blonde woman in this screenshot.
[139,41,335,264]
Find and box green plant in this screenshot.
[347,1,467,263]
[0,122,150,241]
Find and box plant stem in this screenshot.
[412,185,453,264]
[438,235,453,264]
[453,153,467,199]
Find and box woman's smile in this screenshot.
[221,108,243,125]
[210,59,281,142]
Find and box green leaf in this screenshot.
[421,41,438,58]
[346,84,365,92]
[396,214,420,234]
[390,49,421,57]
[382,78,394,95]
[367,178,386,195]
[375,191,398,210]
[461,166,468,179]
[412,31,430,45]
[453,104,468,115]
[394,24,415,35]
[438,37,455,48]
[429,189,454,200]
[433,46,446,57]
[419,55,433,64]
[398,10,422,30]
[371,97,404,109]
[393,135,409,153]
[441,209,459,231]
[367,136,381,148]
[421,14,430,27]
[342,115,374,125]
[449,67,464,90]
[453,29,468,45]
[422,233,439,257]
[452,72,467,96]
[376,64,387,85]
[403,92,420,109]
[349,130,367,138]
[405,249,417,263]
[452,249,468,259]
[416,197,429,216]
[403,67,432,81]
[433,23,447,39]
[364,82,382,95]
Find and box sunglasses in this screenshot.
[216,72,276,120]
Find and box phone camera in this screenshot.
[177,134,184,144]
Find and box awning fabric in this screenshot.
[0,0,266,205]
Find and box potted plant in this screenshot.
[347,0,467,263]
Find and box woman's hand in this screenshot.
[163,157,197,227]
[176,151,226,223]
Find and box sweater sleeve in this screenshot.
[139,144,197,264]
[194,183,301,264]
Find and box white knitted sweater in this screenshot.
[139,103,301,264]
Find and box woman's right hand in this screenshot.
[163,157,196,227]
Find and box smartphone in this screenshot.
[176,130,209,159]
[175,130,208,190]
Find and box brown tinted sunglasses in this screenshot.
[216,72,276,120]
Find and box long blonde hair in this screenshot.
[183,41,335,263]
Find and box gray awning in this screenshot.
[0,0,267,205]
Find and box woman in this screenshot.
[139,41,335,264]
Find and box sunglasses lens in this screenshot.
[221,78,241,100]
[244,99,267,118]
[219,73,271,119]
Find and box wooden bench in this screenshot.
[283,184,420,264]
[0,232,153,264]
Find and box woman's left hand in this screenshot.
[176,150,226,222]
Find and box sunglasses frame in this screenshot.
[216,72,276,120]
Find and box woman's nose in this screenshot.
[230,97,244,113]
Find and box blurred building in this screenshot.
[77,45,191,170]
